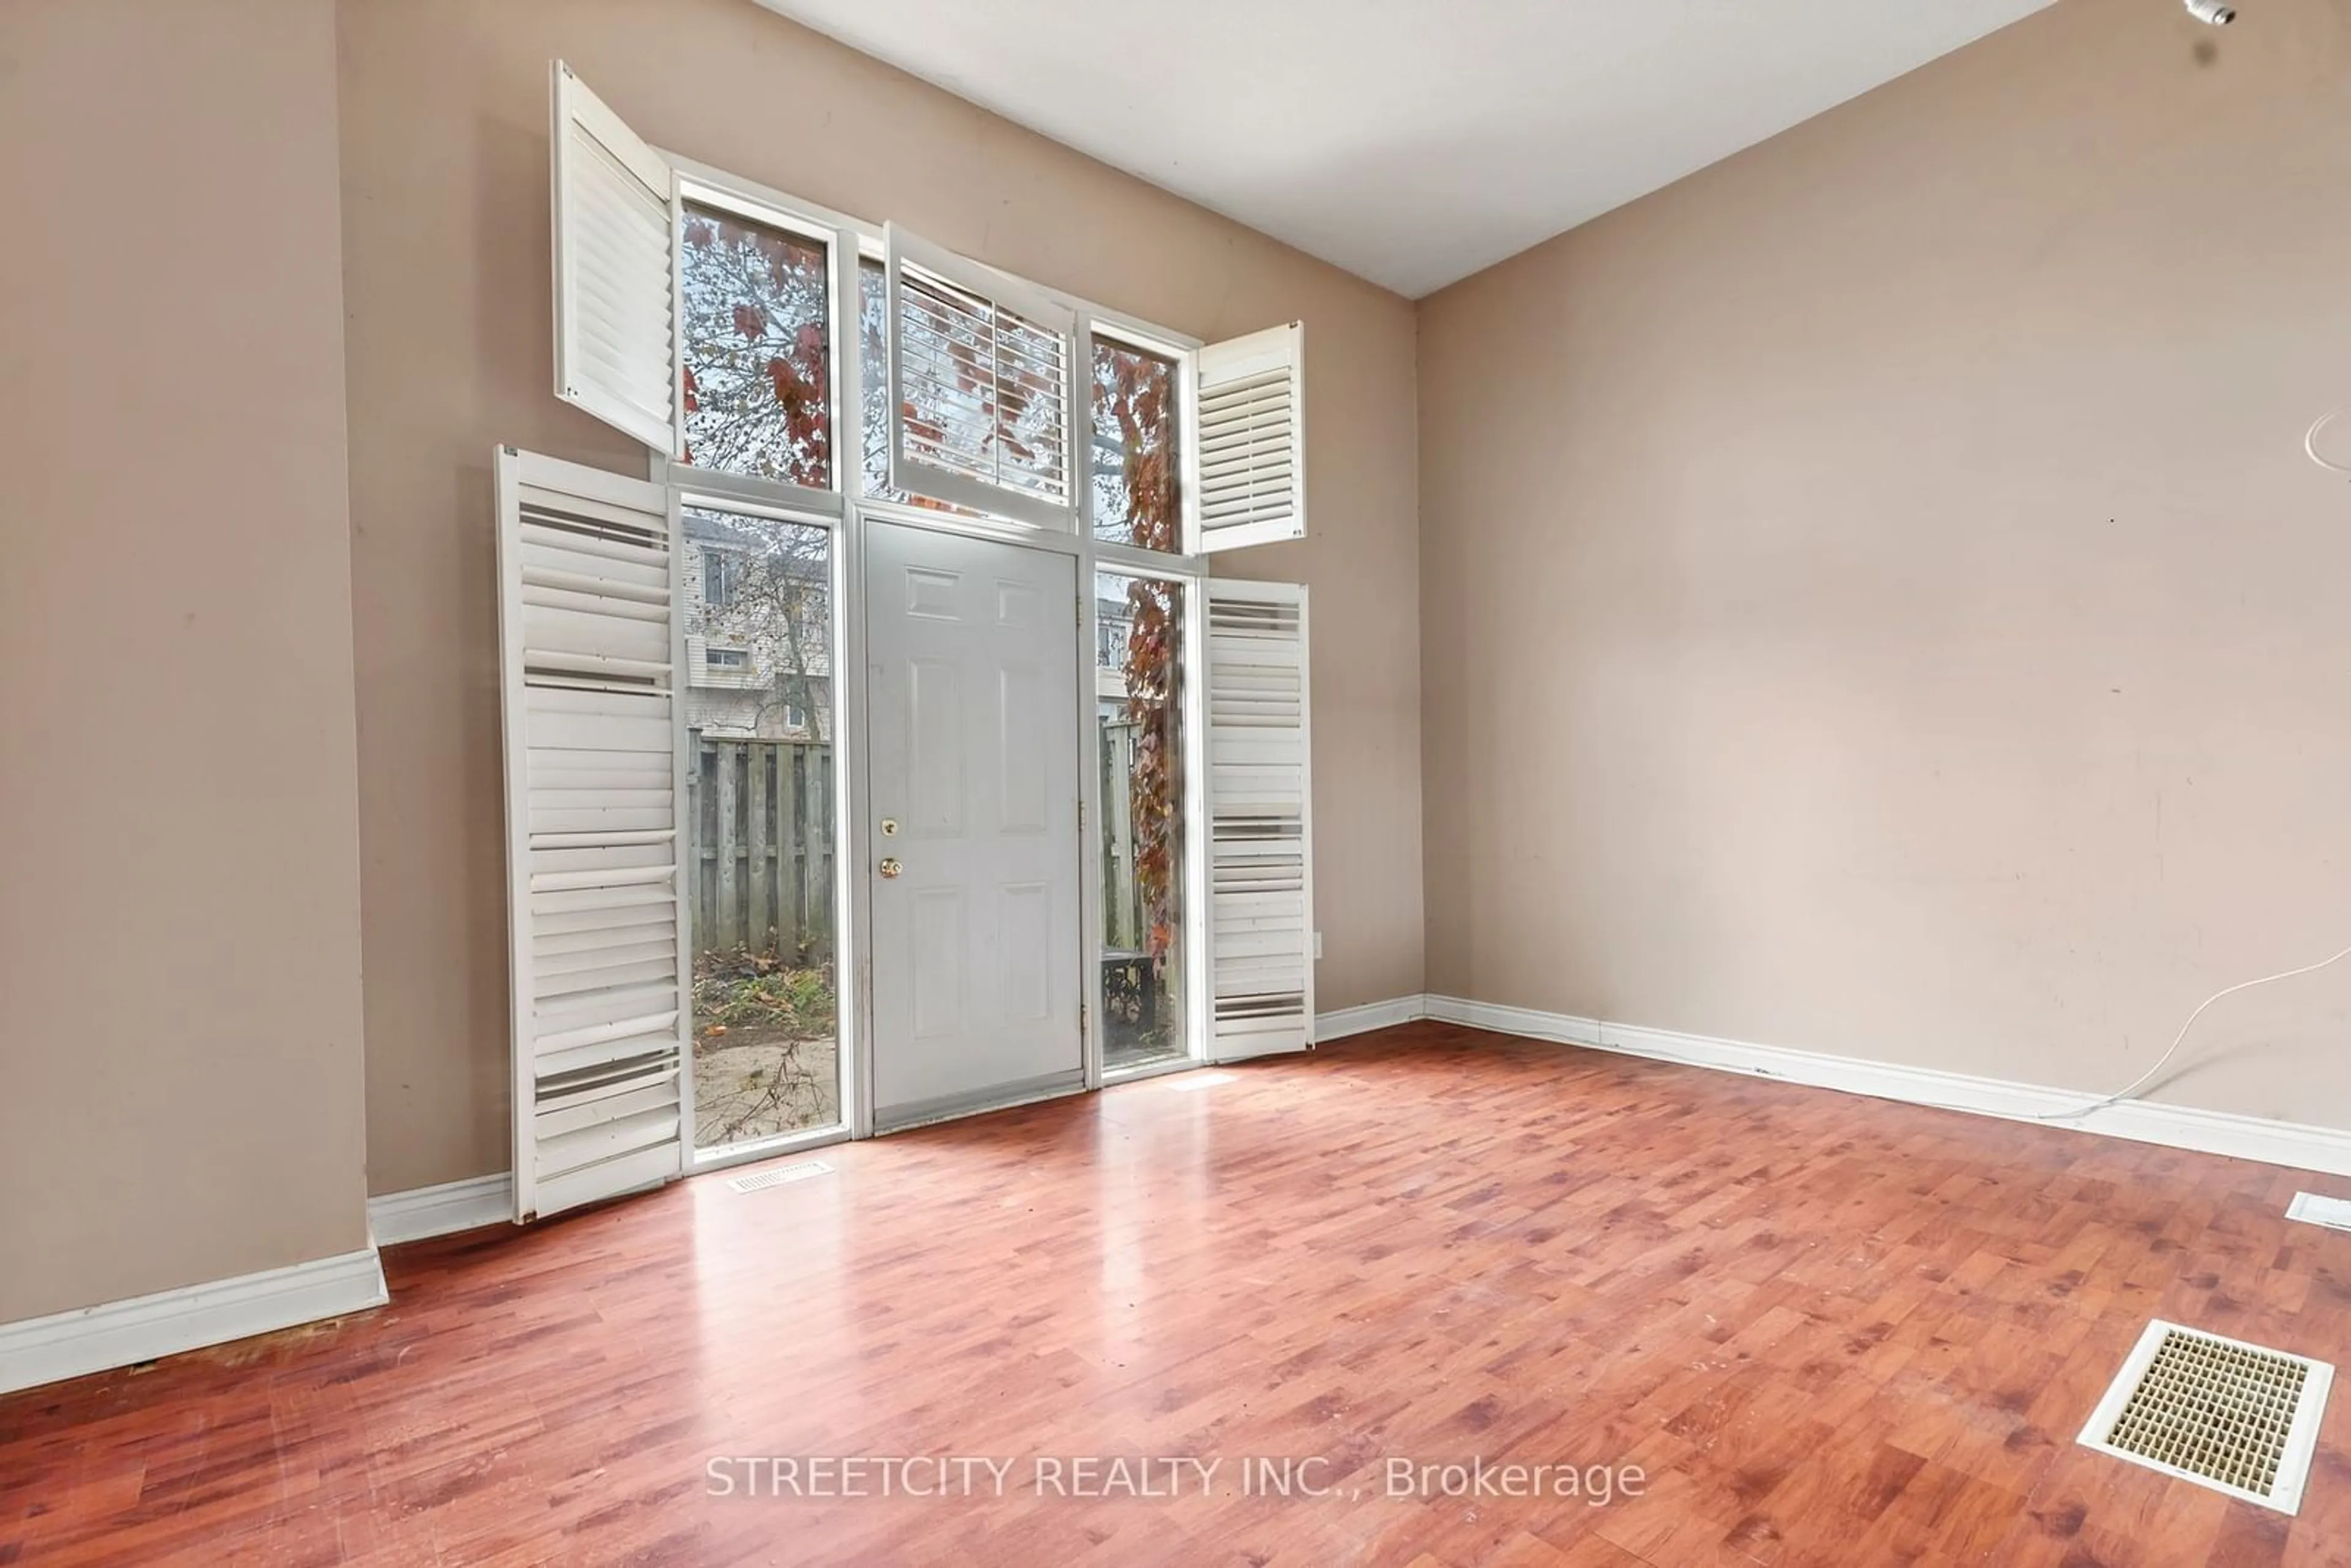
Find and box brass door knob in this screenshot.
[878,857,902,879]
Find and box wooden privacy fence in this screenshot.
[691,736,834,959]
[694,727,1152,960]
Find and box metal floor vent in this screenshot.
[727,1159,832,1194]
[2287,1191,2351,1232]
[2077,1320,2333,1514]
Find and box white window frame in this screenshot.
[658,156,863,523]
[699,542,747,612]
[618,129,1229,579]
[625,150,1228,1115]
[1086,318,1203,568]
[667,479,858,1171]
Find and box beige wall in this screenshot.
[0,0,370,1320]
[6,0,2342,1328]
[338,0,1425,1193]
[1419,0,2351,1127]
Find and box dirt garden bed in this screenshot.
[692,949,839,1146]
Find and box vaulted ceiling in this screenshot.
[756,0,2052,297]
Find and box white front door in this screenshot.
[864,520,1084,1130]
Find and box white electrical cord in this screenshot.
[1955,940,2351,1123]
[1914,408,2351,1124]
[1937,410,2351,1123]
[2305,407,2351,475]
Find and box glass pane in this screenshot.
[858,258,897,501]
[682,507,841,1148]
[1097,570,1187,1072]
[680,203,831,489]
[1091,339,1180,550]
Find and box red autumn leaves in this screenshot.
[1103,346,1182,961]
[681,211,831,486]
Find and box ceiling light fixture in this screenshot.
[2184,0,2235,23]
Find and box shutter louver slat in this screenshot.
[1204,581,1315,1062]
[550,63,681,456]
[538,1037,680,1083]
[1192,324,1306,552]
[534,1082,681,1143]
[498,449,688,1222]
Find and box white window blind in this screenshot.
[1192,323,1305,552]
[1204,579,1315,1061]
[885,222,1078,530]
[550,62,681,456]
[495,448,689,1221]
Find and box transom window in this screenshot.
[551,62,1307,553]
[679,202,832,487]
[1090,337,1180,552]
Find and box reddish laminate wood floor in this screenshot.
[4,1022,2350,1566]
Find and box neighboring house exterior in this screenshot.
[1095,590,1133,701]
[680,512,832,740]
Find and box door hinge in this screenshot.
[1077,797,1085,829]
[1079,1002,1089,1037]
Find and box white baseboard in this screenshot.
[1315,995,1429,1041]
[1419,994,2351,1179]
[1420,994,1594,1048]
[0,1248,388,1397]
[367,1172,512,1246]
[366,1016,1429,1242]
[352,998,2351,1267]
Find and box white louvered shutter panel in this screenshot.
[1204,579,1315,1061]
[885,223,1078,530]
[496,448,689,1221]
[550,62,681,456]
[1193,323,1305,552]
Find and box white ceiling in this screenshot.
[756,0,2051,298]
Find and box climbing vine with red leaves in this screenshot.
[1097,345,1183,965]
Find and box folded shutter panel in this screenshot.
[1192,323,1305,552]
[885,222,1078,530]
[497,448,689,1221]
[550,62,682,456]
[1204,579,1315,1061]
